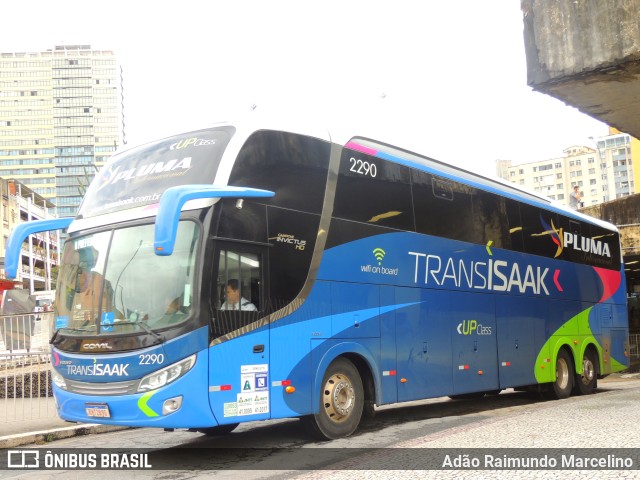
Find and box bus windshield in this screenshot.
[54,221,199,336]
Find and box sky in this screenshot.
[1,1,608,175]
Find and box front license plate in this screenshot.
[85,402,111,418]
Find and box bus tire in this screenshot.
[550,348,573,399]
[574,348,598,395]
[198,423,239,436]
[304,357,364,440]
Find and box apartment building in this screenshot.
[496,130,636,209]
[0,178,58,293]
[0,45,122,217]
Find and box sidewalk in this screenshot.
[0,397,128,449]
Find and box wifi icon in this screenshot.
[373,248,386,265]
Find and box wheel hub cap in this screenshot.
[323,374,355,422]
[582,358,595,383]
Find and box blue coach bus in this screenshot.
[5,121,629,439]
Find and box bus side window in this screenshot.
[216,249,262,311]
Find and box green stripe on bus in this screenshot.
[138,391,159,417]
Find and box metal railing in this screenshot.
[629,333,640,360]
[0,312,57,424]
[0,313,51,354]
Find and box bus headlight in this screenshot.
[137,354,196,392]
[52,370,67,390]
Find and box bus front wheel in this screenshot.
[303,357,364,440]
[549,349,573,399]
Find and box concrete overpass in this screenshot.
[522,0,640,296]
[522,0,640,140]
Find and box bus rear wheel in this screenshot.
[574,349,598,395]
[549,349,573,399]
[304,357,364,440]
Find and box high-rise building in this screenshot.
[0,45,122,217]
[593,128,637,201]
[496,130,636,209]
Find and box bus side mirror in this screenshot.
[4,218,73,279]
[154,185,274,256]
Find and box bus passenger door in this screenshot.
[207,244,271,424]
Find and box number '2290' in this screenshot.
[349,157,377,177]
[139,353,165,365]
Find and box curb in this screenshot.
[0,424,130,449]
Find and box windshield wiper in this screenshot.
[50,325,97,344]
[111,320,165,343]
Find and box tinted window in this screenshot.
[216,200,267,243]
[505,199,524,253]
[587,223,620,268]
[333,148,414,231]
[326,217,398,250]
[229,131,330,214]
[555,216,581,263]
[521,204,560,258]
[412,170,475,242]
[267,207,319,309]
[557,217,620,268]
[471,190,510,249]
